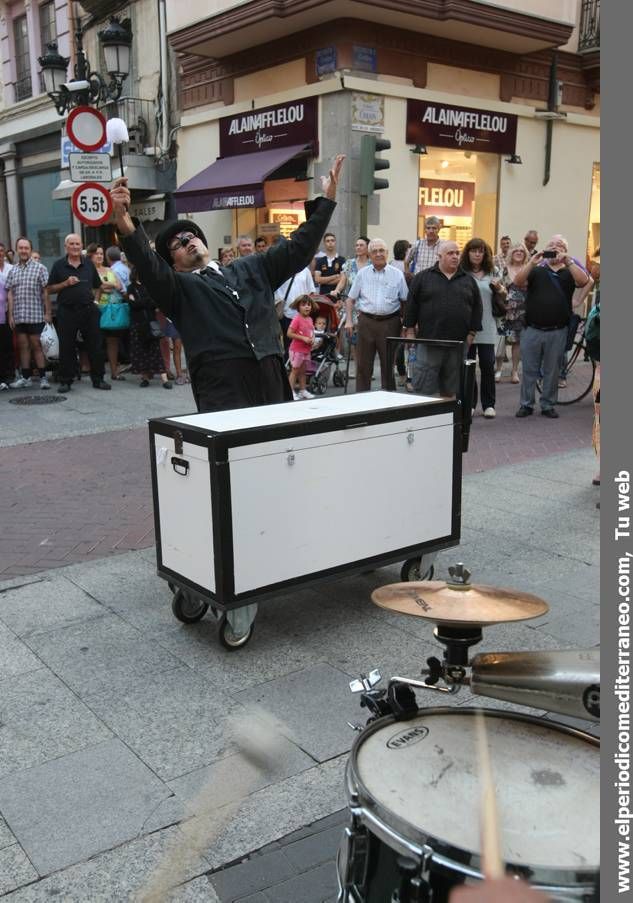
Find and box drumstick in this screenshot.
[475,710,504,881]
[136,707,290,903]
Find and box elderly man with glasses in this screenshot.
[109,156,345,413]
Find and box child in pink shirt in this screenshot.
[287,294,318,400]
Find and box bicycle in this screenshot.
[536,317,595,405]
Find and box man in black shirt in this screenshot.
[313,232,346,296]
[47,234,110,393]
[404,240,482,397]
[109,155,344,412]
[513,237,589,418]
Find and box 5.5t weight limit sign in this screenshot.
[71,181,112,227]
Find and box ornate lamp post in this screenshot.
[38,16,133,116]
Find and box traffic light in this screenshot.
[359,135,391,195]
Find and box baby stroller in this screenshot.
[306,296,348,395]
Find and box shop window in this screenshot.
[417,148,499,251]
[38,1,57,92]
[21,171,73,274]
[13,15,32,101]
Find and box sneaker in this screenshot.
[299,389,315,400]
[40,376,50,390]
[515,406,533,418]
[162,381,173,389]
[494,370,502,382]
[57,383,72,394]
[92,379,111,390]
[292,390,301,401]
[0,382,8,391]
[541,407,559,418]
[483,407,496,418]
[175,375,186,386]
[140,379,150,388]
[10,376,31,389]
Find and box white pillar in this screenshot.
[0,146,21,246]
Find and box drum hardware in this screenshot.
[348,670,419,730]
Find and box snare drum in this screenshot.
[338,708,599,901]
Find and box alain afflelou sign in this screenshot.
[407,99,518,156]
[220,97,318,158]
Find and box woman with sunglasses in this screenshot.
[109,155,345,413]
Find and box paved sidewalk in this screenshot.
[0,379,593,578]
[0,447,599,900]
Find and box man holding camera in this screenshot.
[513,236,589,419]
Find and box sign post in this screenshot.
[71,182,112,227]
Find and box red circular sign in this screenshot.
[66,106,107,152]
[71,182,113,227]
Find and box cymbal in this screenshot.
[371,581,549,627]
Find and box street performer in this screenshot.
[109,155,345,412]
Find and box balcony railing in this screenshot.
[100,97,158,153]
[578,0,600,51]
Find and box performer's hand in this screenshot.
[321,155,346,201]
[450,877,550,902]
[111,177,130,214]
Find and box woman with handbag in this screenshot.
[87,243,129,381]
[127,268,172,389]
[497,243,529,384]
[459,238,507,419]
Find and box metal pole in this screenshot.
[360,194,368,238]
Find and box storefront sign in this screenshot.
[353,46,377,73]
[419,179,475,217]
[69,152,113,183]
[316,47,337,77]
[220,97,318,157]
[407,100,517,155]
[128,198,166,221]
[209,190,265,210]
[351,93,384,133]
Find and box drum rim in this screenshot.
[347,706,600,887]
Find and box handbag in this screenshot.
[491,292,506,318]
[100,301,130,330]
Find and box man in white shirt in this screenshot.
[345,239,408,391]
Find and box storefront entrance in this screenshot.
[417,147,499,251]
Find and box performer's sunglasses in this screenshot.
[168,231,196,252]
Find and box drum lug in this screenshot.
[339,816,370,894]
[392,846,434,903]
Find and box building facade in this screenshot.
[167,0,600,260]
[0,0,178,265]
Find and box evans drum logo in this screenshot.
[386,725,429,750]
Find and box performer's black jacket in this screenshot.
[119,198,336,369]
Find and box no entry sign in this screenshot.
[66,106,107,152]
[71,182,112,226]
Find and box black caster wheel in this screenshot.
[332,371,347,388]
[400,558,435,582]
[171,590,209,624]
[219,615,254,650]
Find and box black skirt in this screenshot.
[129,324,164,374]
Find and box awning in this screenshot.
[174,144,310,213]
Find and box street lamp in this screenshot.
[38,16,133,116]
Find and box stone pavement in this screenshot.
[0,376,593,578]
[0,445,599,900]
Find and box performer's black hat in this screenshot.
[155,220,208,264]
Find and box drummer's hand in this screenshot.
[450,877,550,903]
